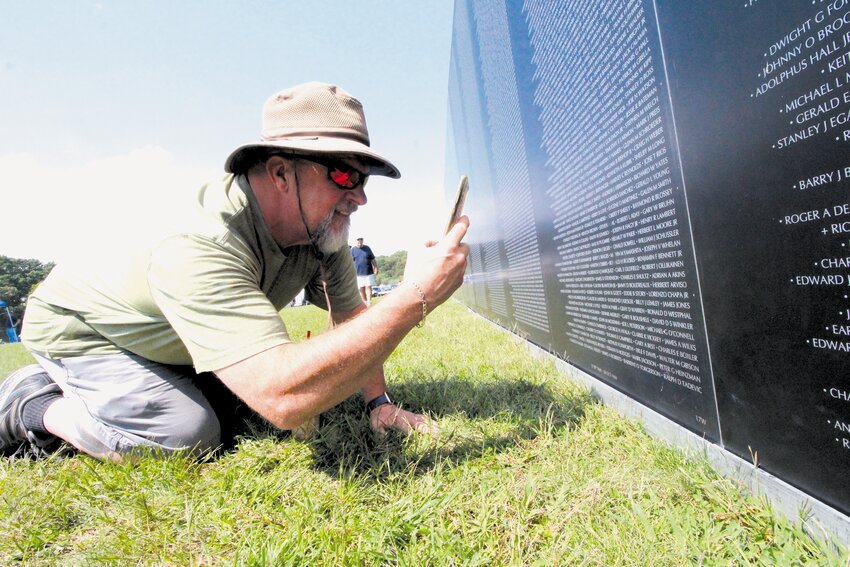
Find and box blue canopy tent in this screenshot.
[0,300,20,343]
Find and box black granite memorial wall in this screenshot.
[446,0,850,518]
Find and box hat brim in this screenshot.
[224,137,401,178]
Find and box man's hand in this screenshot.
[370,404,439,437]
[403,216,470,309]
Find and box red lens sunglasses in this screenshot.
[298,155,367,190]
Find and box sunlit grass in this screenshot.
[0,300,845,564]
[0,343,35,378]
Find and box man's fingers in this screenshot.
[395,409,439,437]
[413,416,440,436]
[370,405,438,437]
[444,215,470,244]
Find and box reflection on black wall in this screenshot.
[448,0,850,516]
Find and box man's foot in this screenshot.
[0,365,61,456]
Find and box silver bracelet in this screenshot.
[409,281,428,328]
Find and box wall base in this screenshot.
[470,308,850,551]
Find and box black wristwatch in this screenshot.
[366,392,392,413]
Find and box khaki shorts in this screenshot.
[33,352,222,456]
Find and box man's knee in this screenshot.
[53,397,222,458]
[35,353,224,457]
[168,403,221,454]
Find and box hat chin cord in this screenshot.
[292,159,335,328]
[293,161,325,261]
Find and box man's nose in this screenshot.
[346,186,367,207]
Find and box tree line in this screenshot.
[0,256,54,328]
[375,250,407,286]
[0,250,408,329]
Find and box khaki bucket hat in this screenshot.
[225,82,401,178]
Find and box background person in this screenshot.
[0,82,469,461]
[351,237,379,305]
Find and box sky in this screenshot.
[0,1,456,264]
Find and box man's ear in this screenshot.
[265,155,291,192]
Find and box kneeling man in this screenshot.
[1,82,469,460]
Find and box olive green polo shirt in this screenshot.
[23,174,362,372]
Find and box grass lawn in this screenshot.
[1,300,846,565]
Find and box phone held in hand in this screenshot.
[445,175,469,235]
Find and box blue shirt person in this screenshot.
[351,238,378,304]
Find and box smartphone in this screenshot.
[445,175,469,235]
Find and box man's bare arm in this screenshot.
[329,303,435,435]
[331,301,386,404]
[215,218,469,430]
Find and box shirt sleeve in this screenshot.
[147,234,291,372]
